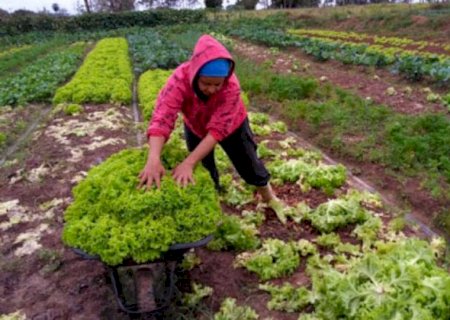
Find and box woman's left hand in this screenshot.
[172,160,195,187]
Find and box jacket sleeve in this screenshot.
[206,76,245,142]
[147,67,186,141]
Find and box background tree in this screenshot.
[138,0,197,8]
[91,0,136,12]
[52,3,60,13]
[83,0,92,12]
[270,0,320,8]
[205,0,223,8]
[235,0,259,9]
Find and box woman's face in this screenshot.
[198,76,225,96]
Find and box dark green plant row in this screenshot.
[226,22,450,84]
[127,29,191,74]
[0,42,87,107]
[0,39,71,79]
[235,57,450,202]
[0,9,206,36]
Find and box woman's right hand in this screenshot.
[138,157,166,190]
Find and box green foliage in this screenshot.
[352,215,383,249]
[308,238,450,319]
[235,238,300,280]
[0,42,86,106]
[259,282,311,312]
[180,251,201,271]
[207,214,260,251]
[127,30,190,74]
[443,93,450,110]
[269,75,318,101]
[214,298,258,320]
[268,158,347,195]
[239,56,450,199]
[0,132,6,148]
[53,38,132,105]
[383,114,450,183]
[295,239,318,256]
[221,175,254,207]
[0,40,67,78]
[315,233,341,248]
[62,147,222,265]
[1,10,206,36]
[229,21,449,84]
[62,104,83,116]
[305,196,370,233]
[138,69,172,121]
[388,216,406,232]
[183,283,213,307]
[256,140,277,159]
[248,111,269,125]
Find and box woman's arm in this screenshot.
[138,136,166,189]
[172,133,217,187]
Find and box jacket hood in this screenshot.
[189,35,235,88]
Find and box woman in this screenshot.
[138,34,282,211]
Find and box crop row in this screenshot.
[138,68,172,121]
[127,29,190,74]
[0,39,73,79]
[53,37,133,105]
[295,36,450,83]
[290,28,450,54]
[228,24,450,84]
[0,42,87,107]
[289,30,449,63]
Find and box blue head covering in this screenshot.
[198,59,231,77]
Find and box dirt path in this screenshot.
[233,39,448,115]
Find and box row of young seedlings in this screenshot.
[290,29,450,55]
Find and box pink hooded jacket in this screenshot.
[147,35,247,142]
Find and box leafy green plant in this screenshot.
[183,283,213,307]
[214,298,258,320]
[315,233,341,248]
[307,238,450,319]
[62,146,222,265]
[180,251,201,271]
[259,282,311,312]
[207,214,260,251]
[63,104,83,116]
[138,68,172,121]
[305,196,370,233]
[268,158,347,195]
[235,238,300,280]
[0,132,6,148]
[53,38,132,105]
[221,175,254,207]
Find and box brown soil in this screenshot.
[233,39,448,115]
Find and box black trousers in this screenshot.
[184,118,270,187]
